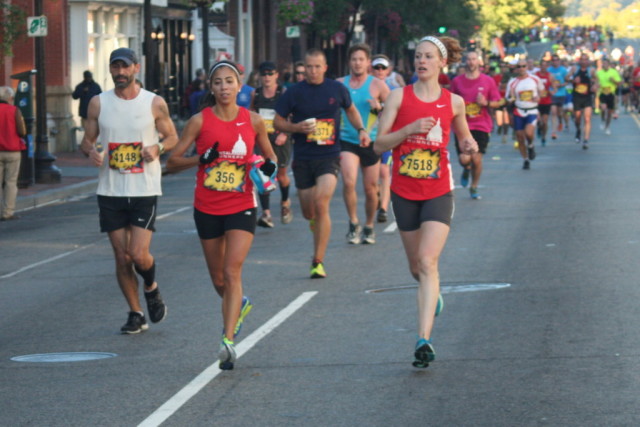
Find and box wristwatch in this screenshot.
[157,142,165,155]
[358,127,366,133]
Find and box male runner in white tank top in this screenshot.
[80,48,178,334]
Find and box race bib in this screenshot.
[575,83,588,95]
[399,148,441,179]
[259,108,276,134]
[108,142,143,174]
[602,86,612,95]
[465,102,481,118]
[307,119,336,145]
[203,161,246,192]
[520,90,534,102]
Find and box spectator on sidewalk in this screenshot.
[72,70,102,129]
[0,86,27,221]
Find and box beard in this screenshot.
[113,74,134,89]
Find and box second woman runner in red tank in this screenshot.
[375,36,478,368]
[167,61,277,370]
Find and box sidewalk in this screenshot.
[16,151,99,212]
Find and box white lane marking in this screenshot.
[156,206,191,220]
[384,221,397,233]
[138,291,318,427]
[0,243,96,279]
[1,206,191,281]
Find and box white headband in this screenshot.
[208,62,241,80]
[420,36,447,60]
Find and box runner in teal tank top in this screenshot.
[338,43,390,245]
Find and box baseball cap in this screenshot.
[259,61,277,73]
[371,57,390,68]
[109,48,138,66]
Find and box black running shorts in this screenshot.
[391,191,454,231]
[98,195,157,233]
[340,140,380,167]
[598,93,615,110]
[291,157,341,190]
[455,130,489,155]
[193,207,257,239]
[537,104,551,115]
[573,94,593,111]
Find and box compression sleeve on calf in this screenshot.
[134,262,156,287]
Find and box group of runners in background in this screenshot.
[81,35,638,371]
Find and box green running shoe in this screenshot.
[219,337,236,370]
[233,296,253,338]
[435,294,444,316]
[310,261,326,279]
[413,338,436,368]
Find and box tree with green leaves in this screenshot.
[0,2,27,62]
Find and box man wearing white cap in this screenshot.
[80,47,178,334]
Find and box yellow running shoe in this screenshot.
[310,261,326,279]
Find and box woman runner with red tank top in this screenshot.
[375,36,478,368]
[167,61,277,370]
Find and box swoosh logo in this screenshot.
[436,104,446,108]
[236,122,245,126]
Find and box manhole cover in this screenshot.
[11,352,117,363]
[366,283,511,294]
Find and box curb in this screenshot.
[16,179,99,212]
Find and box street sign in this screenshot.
[286,26,300,39]
[27,16,48,37]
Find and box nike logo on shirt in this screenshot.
[236,122,245,126]
[436,104,446,108]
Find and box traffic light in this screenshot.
[438,26,447,34]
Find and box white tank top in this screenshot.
[96,88,162,197]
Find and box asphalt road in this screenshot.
[2,112,640,426]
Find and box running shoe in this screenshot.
[257,212,274,228]
[121,312,149,334]
[460,168,470,188]
[527,145,536,160]
[551,132,557,140]
[523,159,530,170]
[377,208,388,223]
[541,138,546,147]
[605,127,611,135]
[469,187,481,200]
[233,296,253,338]
[575,129,581,144]
[346,222,362,244]
[513,141,519,149]
[144,288,167,323]
[310,261,327,279]
[435,294,444,316]
[281,204,293,224]
[582,140,589,150]
[218,337,237,370]
[412,338,436,368]
[362,226,376,244]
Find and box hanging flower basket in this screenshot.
[278,0,314,26]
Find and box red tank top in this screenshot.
[0,103,22,152]
[194,107,257,215]
[390,86,454,200]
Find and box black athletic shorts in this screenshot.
[193,207,257,239]
[340,140,380,167]
[391,191,454,231]
[599,93,615,110]
[551,96,565,107]
[573,94,593,111]
[291,157,341,190]
[98,195,157,233]
[455,130,489,155]
[537,104,551,115]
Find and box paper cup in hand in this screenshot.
[304,118,317,134]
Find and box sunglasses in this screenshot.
[260,71,275,76]
[516,65,527,68]
[373,66,388,70]
[295,71,305,75]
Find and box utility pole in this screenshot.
[33,0,61,183]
